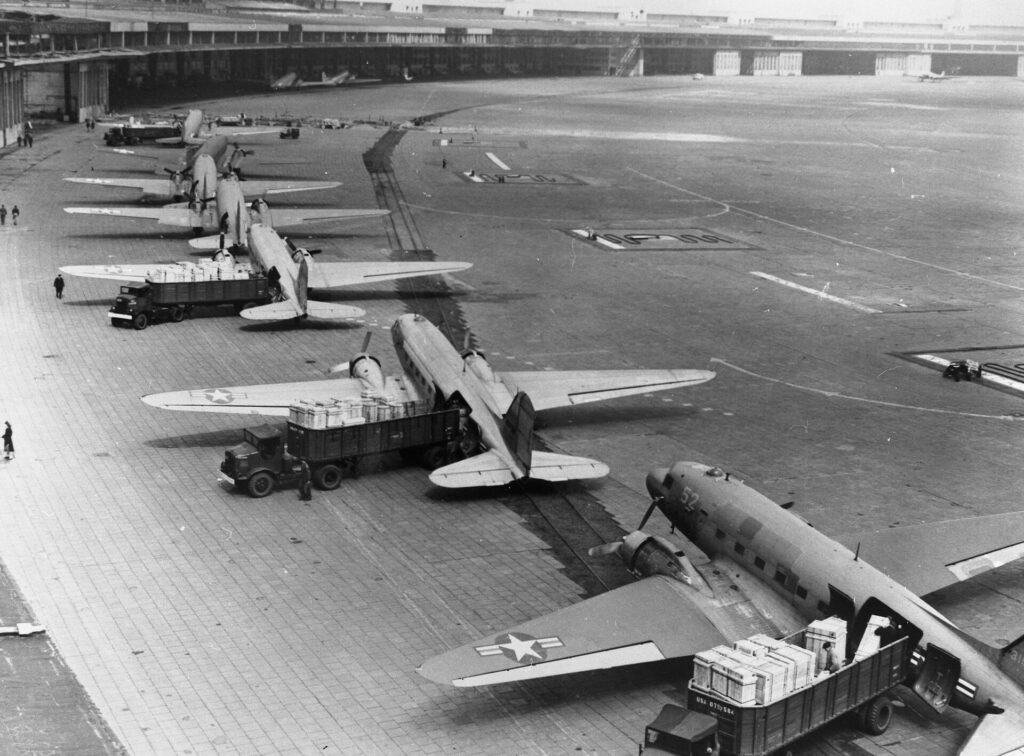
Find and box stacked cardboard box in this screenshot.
[289,394,430,430]
[148,259,254,283]
[854,615,891,661]
[806,616,848,673]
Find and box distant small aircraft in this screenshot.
[912,70,955,82]
[270,70,381,90]
[141,314,715,486]
[419,461,1024,753]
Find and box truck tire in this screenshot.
[858,695,894,735]
[170,306,185,323]
[313,464,343,490]
[421,445,447,470]
[132,312,149,330]
[247,471,275,498]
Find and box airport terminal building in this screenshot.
[0,0,1023,143]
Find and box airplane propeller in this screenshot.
[327,331,372,375]
[587,496,663,558]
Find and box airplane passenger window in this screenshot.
[734,542,745,555]
[714,529,725,540]
[796,586,808,599]
[754,557,766,570]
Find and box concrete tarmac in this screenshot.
[2,75,1022,754]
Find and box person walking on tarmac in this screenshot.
[12,206,19,225]
[53,273,65,299]
[298,460,312,502]
[3,421,13,460]
[0,204,8,226]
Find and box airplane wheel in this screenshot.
[858,695,894,735]
[421,445,447,470]
[313,464,343,490]
[246,472,275,498]
[169,307,185,323]
[132,312,149,330]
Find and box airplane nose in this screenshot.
[646,467,670,500]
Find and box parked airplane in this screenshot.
[911,70,955,82]
[90,133,251,186]
[65,152,339,206]
[155,108,279,146]
[419,460,1024,753]
[141,314,715,486]
[64,164,381,243]
[270,70,381,90]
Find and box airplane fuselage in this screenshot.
[391,314,521,474]
[650,461,1024,719]
[247,223,306,315]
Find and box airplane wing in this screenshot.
[64,177,172,196]
[60,263,162,283]
[418,575,726,687]
[499,369,716,411]
[268,208,390,227]
[142,378,365,415]
[838,512,1024,596]
[63,206,196,227]
[956,710,1024,756]
[231,179,341,196]
[309,260,471,289]
[419,553,806,686]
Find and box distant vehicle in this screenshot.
[419,460,1024,753]
[270,70,381,90]
[911,70,956,82]
[141,314,715,487]
[221,409,463,497]
[103,122,182,146]
[279,125,300,139]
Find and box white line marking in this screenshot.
[486,152,509,170]
[751,271,881,314]
[711,358,1024,421]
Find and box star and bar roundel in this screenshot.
[475,632,564,664]
[191,388,247,405]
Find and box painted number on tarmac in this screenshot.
[568,228,757,251]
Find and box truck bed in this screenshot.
[150,278,269,305]
[688,636,910,755]
[287,409,461,461]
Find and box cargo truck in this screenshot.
[103,123,182,146]
[221,408,463,497]
[641,620,912,756]
[108,277,272,329]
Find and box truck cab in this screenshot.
[109,284,154,329]
[221,425,304,498]
[643,705,718,755]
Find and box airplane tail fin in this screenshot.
[998,631,1024,686]
[500,391,535,475]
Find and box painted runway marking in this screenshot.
[631,168,1024,294]
[711,358,1024,421]
[486,152,510,170]
[570,228,756,251]
[460,172,584,185]
[751,271,882,314]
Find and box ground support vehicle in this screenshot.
[221,408,462,497]
[279,126,300,139]
[642,631,910,755]
[108,277,271,330]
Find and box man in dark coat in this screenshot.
[54,273,65,299]
[3,421,13,460]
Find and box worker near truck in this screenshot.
[298,460,312,502]
[818,641,842,674]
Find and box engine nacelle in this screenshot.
[462,349,497,383]
[251,198,272,227]
[620,531,703,587]
[350,354,386,393]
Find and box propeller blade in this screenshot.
[587,541,622,558]
[360,331,372,353]
[638,499,660,531]
[463,332,471,352]
[326,361,349,375]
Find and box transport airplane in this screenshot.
[155,109,279,145]
[88,133,253,187]
[270,70,381,90]
[419,461,1024,754]
[64,160,383,244]
[141,314,715,486]
[64,152,340,208]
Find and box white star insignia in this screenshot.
[204,388,235,404]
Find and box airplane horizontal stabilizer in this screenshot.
[417,575,725,687]
[527,451,609,483]
[304,301,366,320]
[838,511,1024,597]
[238,301,304,320]
[188,235,225,251]
[309,260,472,289]
[501,369,716,411]
[956,710,1024,756]
[428,451,518,488]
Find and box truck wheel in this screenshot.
[421,445,447,470]
[859,695,894,735]
[247,471,275,498]
[169,307,185,323]
[132,312,149,330]
[313,464,343,490]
